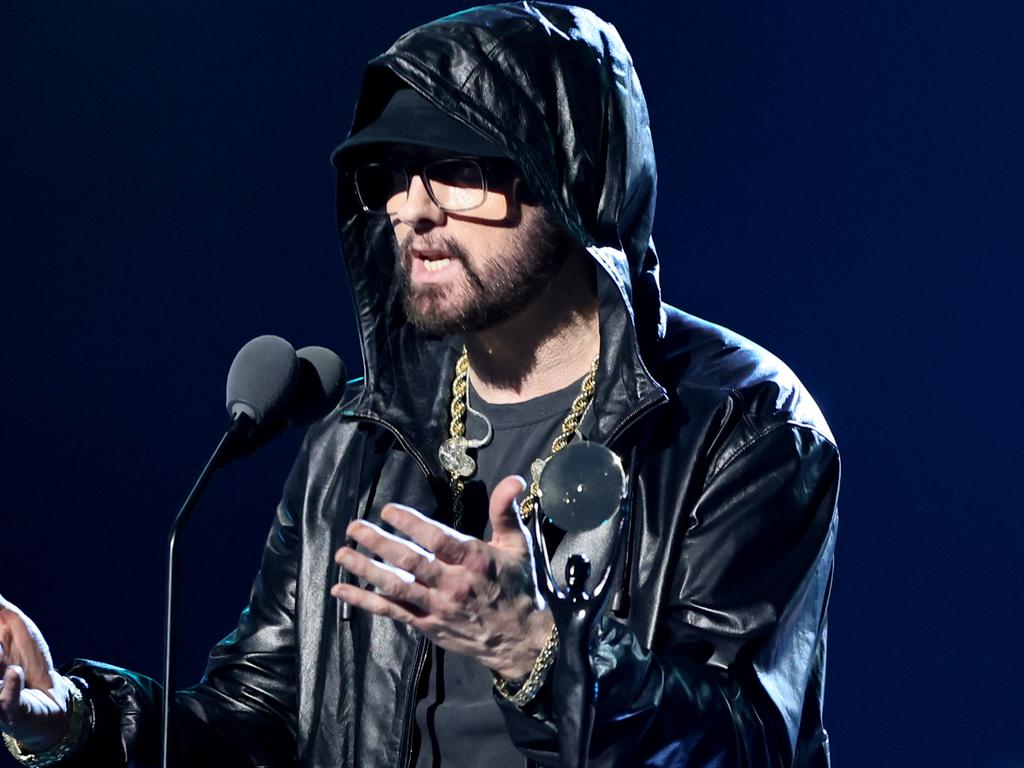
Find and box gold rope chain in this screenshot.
[446,348,599,529]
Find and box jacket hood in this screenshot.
[333,2,667,460]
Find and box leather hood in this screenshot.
[331,3,667,461]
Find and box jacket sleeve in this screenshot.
[55,438,311,768]
[497,420,840,768]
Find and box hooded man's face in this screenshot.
[388,149,567,334]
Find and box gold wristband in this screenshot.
[493,622,559,708]
[3,677,93,767]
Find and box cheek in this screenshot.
[474,190,512,221]
[467,234,514,275]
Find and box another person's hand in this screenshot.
[331,475,553,680]
[0,596,75,753]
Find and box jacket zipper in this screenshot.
[604,391,668,447]
[399,636,430,768]
[345,412,436,768]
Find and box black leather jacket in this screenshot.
[63,4,839,767]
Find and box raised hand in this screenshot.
[331,475,554,680]
[0,596,74,754]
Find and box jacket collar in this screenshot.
[342,266,667,480]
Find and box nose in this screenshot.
[393,174,445,231]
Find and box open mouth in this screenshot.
[411,247,458,277]
[422,257,452,273]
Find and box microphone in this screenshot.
[221,338,347,460]
[290,345,347,427]
[161,336,345,768]
[226,334,299,425]
[220,335,299,458]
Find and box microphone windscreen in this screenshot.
[290,346,347,426]
[225,335,299,425]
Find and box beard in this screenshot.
[395,209,569,335]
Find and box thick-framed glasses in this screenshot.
[353,157,500,216]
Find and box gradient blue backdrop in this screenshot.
[3,2,1022,766]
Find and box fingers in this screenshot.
[0,613,54,695]
[345,519,439,584]
[376,504,474,564]
[488,475,529,548]
[330,582,426,626]
[334,546,433,609]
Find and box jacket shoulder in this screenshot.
[653,305,836,453]
[294,377,377,457]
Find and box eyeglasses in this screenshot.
[353,157,508,216]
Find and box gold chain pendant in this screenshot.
[441,348,599,528]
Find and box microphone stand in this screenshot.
[161,413,254,768]
[529,501,629,768]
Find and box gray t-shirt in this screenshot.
[412,374,587,768]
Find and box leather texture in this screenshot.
[62,3,839,766]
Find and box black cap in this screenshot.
[331,88,507,167]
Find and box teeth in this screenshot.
[423,258,451,272]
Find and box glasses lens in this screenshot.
[354,164,407,214]
[425,159,486,212]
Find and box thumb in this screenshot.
[488,475,529,548]
[0,664,26,725]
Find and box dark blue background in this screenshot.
[3,2,1022,766]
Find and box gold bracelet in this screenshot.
[493,622,559,708]
[3,677,93,767]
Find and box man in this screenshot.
[0,3,839,767]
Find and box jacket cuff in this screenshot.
[54,660,138,768]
